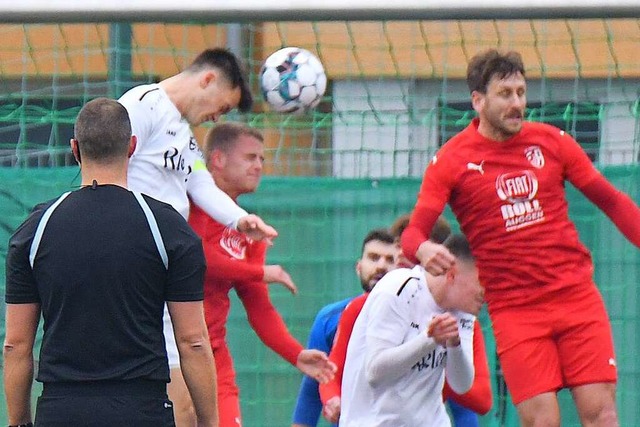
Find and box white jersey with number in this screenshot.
[340,265,476,427]
[119,83,246,225]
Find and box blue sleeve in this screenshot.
[447,398,480,427]
[291,311,329,425]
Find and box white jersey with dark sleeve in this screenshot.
[340,265,475,427]
[118,83,246,226]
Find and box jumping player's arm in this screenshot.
[235,279,304,366]
[559,132,640,247]
[443,320,493,415]
[402,154,456,274]
[187,160,279,243]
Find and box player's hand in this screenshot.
[322,396,341,423]
[426,313,459,347]
[296,349,337,384]
[236,214,278,245]
[262,265,298,295]
[415,240,455,276]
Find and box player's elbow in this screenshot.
[175,331,210,355]
[364,363,380,387]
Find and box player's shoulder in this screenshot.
[140,193,195,233]
[317,296,355,320]
[118,83,164,108]
[432,123,477,165]
[521,121,568,141]
[373,266,422,297]
[9,196,62,245]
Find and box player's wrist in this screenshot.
[8,422,33,427]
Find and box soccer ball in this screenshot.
[260,47,327,114]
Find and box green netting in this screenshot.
[1,167,639,426]
[0,20,639,170]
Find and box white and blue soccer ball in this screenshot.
[260,47,327,114]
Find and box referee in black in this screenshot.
[4,98,218,427]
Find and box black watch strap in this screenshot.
[8,422,33,427]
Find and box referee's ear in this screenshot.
[70,138,81,165]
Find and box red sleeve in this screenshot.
[559,130,602,188]
[235,244,302,366]
[201,243,263,283]
[577,174,640,248]
[443,321,493,415]
[401,207,442,264]
[401,150,452,263]
[319,294,368,405]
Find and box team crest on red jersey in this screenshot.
[220,227,247,259]
[524,145,545,169]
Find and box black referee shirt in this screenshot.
[5,185,205,384]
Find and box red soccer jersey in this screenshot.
[188,203,302,365]
[407,119,602,312]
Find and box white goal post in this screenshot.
[0,0,638,22]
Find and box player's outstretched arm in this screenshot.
[262,264,297,294]
[296,349,337,384]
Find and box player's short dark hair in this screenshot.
[187,48,253,113]
[203,122,263,166]
[389,213,451,245]
[443,233,474,263]
[466,49,525,94]
[74,97,131,163]
[361,228,395,254]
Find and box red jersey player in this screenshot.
[189,122,336,427]
[402,49,640,427]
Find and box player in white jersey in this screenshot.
[340,234,483,427]
[119,48,277,426]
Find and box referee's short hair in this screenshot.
[74,97,132,164]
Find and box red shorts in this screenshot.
[214,343,242,427]
[490,283,617,404]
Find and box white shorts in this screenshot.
[163,304,180,368]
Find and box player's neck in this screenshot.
[212,175,241,201]
[159,75,189,116]
[425,274,446,308]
